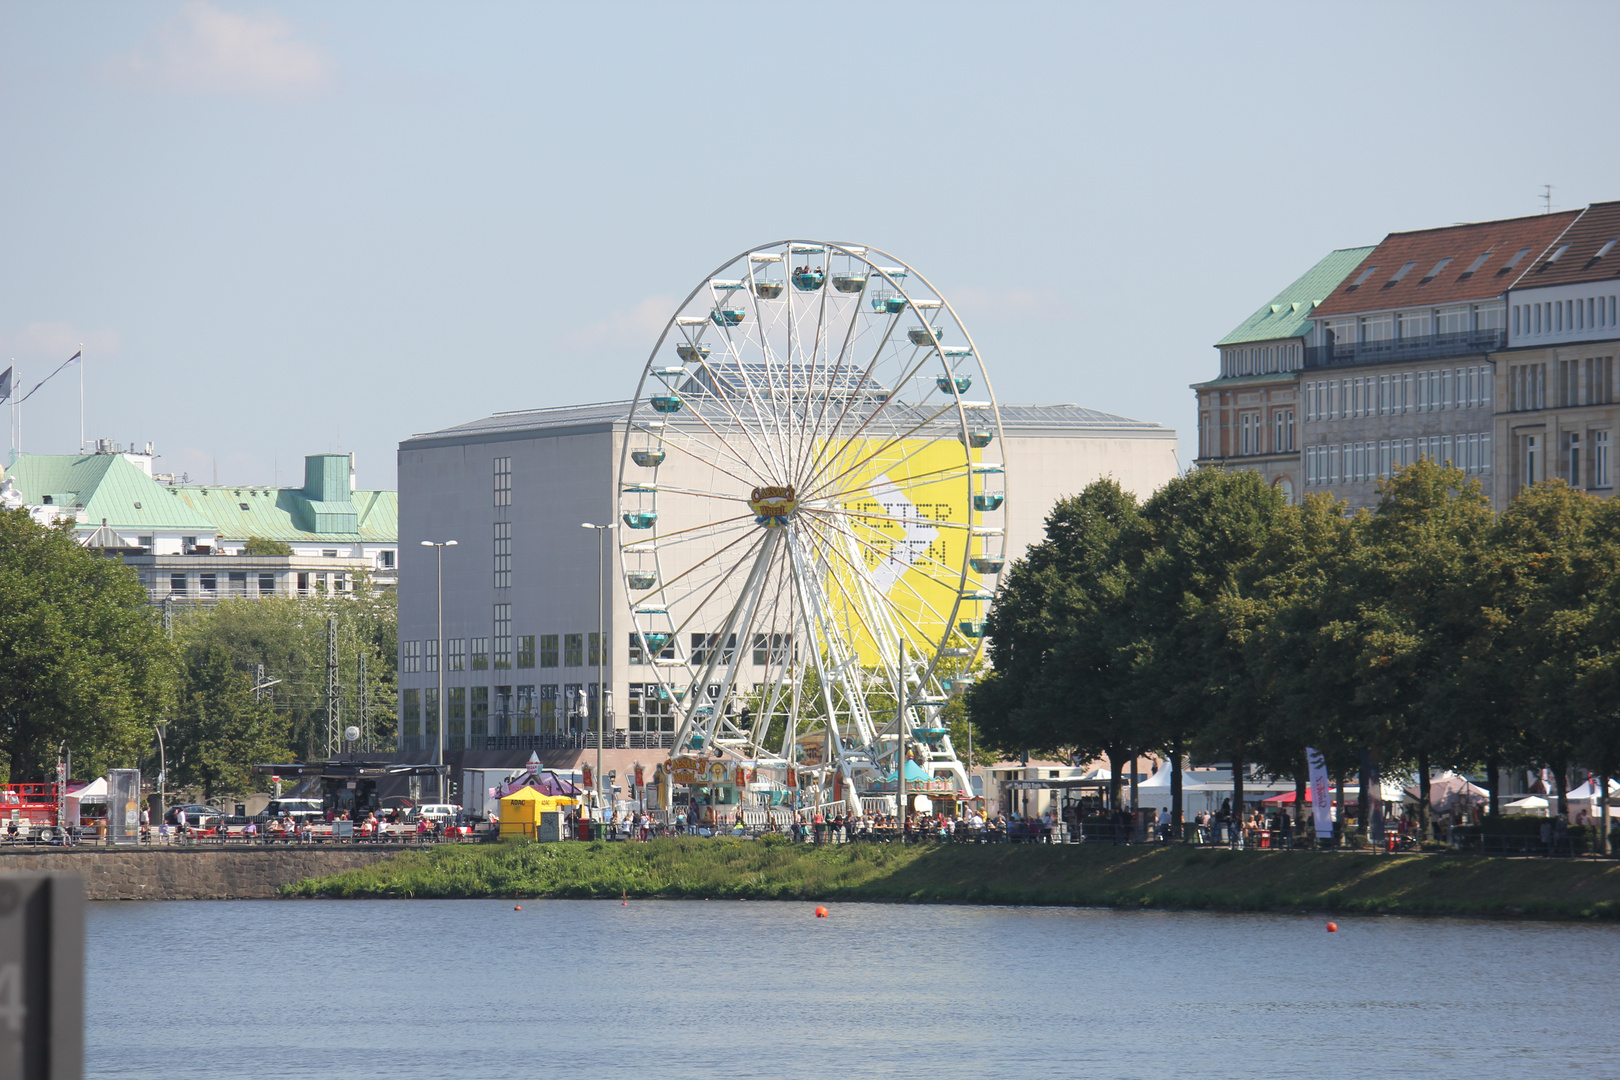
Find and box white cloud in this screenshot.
[113,1,334,98]
[0,322,122,360]
[560,295,677,356]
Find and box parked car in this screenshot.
[253,798,325,824]
[168,804,222,829]
[414,804,461,823]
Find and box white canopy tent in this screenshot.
[63,776,107,828]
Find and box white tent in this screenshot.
[1503,795,1548,815]
[63,777,107,828]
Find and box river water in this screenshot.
[87,900,1618,1079]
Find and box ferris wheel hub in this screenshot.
[747,485,798,528]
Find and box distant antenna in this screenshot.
[1543,183,1554,214]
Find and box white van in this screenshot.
[415,804,461,822]
[258,798,325,823]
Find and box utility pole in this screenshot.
[358,650,370,754]
[325,615,340,759]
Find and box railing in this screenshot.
[472,732,676,752]
[1304,329,1505,369]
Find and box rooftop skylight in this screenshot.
[1389,261,1418,283]
[1503,248,1531,269]
[1350,266,1379,287]
[1421,257,1453,281]
[1546,243,1571,263]
[1465,252,1492,273]
[1594,239,1616,259]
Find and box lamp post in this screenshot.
[420,539,458,803]
[581,522,615,821]
[153,724,167,823]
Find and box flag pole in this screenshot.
[78,344,85,453]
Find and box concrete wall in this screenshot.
[0,848,401,900]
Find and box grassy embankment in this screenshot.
[282,837,1620,920]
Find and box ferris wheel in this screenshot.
[617,240,1006,813]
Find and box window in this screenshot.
[493,604,511,669]
[1436,307,1468,336]
[1239,414,1251,455]
[753,633,791,665]
[448,638,465,671]
[1399,310,1432,339]
[424,688,438,740]
[1567,433,1581,486]
[516,685,536,734]
[564,633,584,667]
[1595,431,1612,488]
[563,684,585,731]
[540,684,558,733]
[540,634,559,667]
[168,572,186,595]
[1525,434,1542,485]
[494,457,511,507]
[448,687,466,749]
[471,686,490,737]
[322,549,338,558]
[628,683,675,733]
[200,573,217,592]
[471,637,489,670]
[258,572,275,595]
[517,635,535,668]
[425,639,439,673]
[402,641,421,673]
[588,632,600,667]
[402,689,420,741]
[380,549,395,569]
[493,522,511,589]
[690,633,736,668]
[1361,315,1393,342]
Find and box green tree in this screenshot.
[968,480,1142,807]
[0,509,175,781]
[1126,468,1286,826]
[241,536,294,556]
[173,578,396,758]
[168,641,289,803]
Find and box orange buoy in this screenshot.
[514,905,522,911]
[1326,921,1337,932]
[815,906,829,918]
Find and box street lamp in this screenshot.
[581,522,615,821]
[154,723,167,822]
[420,539,458,803]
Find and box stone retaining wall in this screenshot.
[0,847,404,900]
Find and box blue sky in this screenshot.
[3,1,1617,489]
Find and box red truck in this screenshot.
[1,782,63,841]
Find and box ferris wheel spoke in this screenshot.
[795,316,906,489]
[700,325,793,480]
[636,524,765,607]
[801,399,966,500]
[801,511,967,634]
[791,287,871,491]
[631,420,762,489]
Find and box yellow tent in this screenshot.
[499,787,578,839]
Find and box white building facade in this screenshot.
[395,400,1178,755]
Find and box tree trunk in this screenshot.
[1129,752,1139,813]
[1417,750,1432,841]
[1231,749,1245,846]
[1486,755,1500,818]
[1602,774,1612,857]
[1357,748,1373,839]
[1554,759,1569,818]
[1335,770,1346,845]
[1293,771,1307,829]
[1170,738,1184,836]
[1107,747,1125,817]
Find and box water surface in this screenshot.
[87,900,1620,1079]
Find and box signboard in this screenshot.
[667,757,732,786]
[824,435,987,664]
[1306,747,1333,840]
[0,872,84,1080]
[106,769,141,847]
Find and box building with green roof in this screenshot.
[1191,246,1375,500]
[0,447,396,603]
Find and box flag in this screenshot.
[1306,747,1334,840]
[0,366,11,404]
